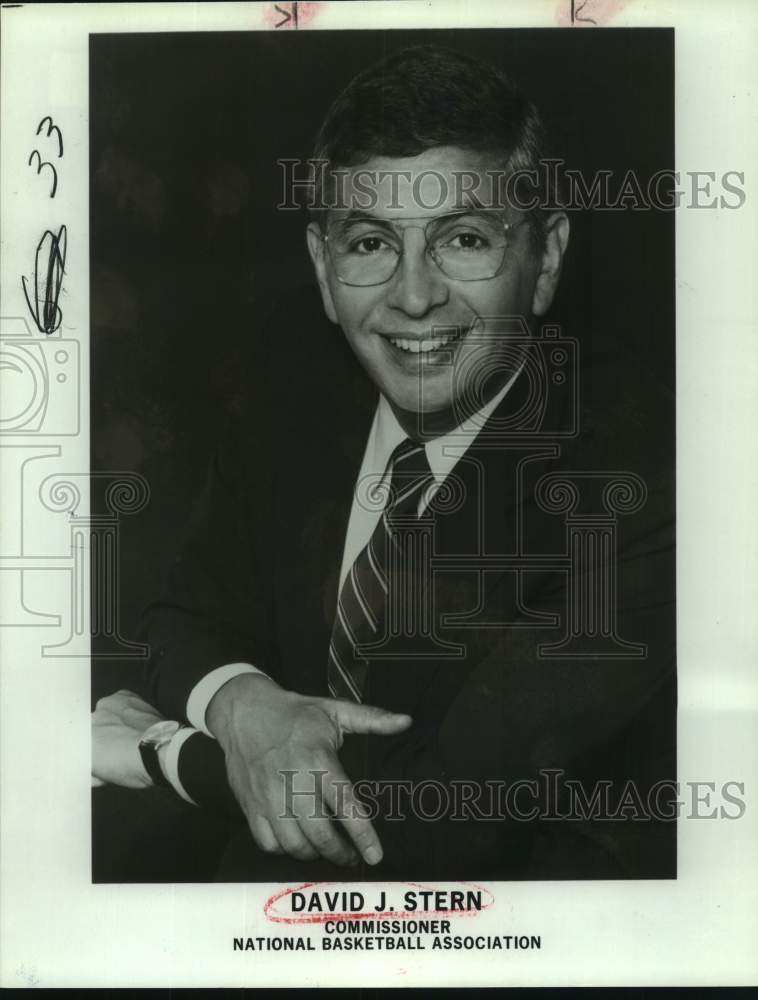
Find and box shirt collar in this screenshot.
[372,364,523,484]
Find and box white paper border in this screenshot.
[1,0,757,988]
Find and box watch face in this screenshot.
[139,720,181,749]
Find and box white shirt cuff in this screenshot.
[163,727,200,805]
[186,662,267,736]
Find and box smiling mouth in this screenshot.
[384,328,464,355]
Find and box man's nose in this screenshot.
[385,229,449,318]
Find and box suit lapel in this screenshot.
[368,369,569,717]
[430,369,565,632]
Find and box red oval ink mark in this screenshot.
[264,881,495,925]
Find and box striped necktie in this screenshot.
[328,438,435,702]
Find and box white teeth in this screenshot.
[389,333,458,353]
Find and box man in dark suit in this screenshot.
[92,45,675,881]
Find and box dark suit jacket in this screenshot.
[142,287,676,881]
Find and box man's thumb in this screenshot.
[334,700,413,736]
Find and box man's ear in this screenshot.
[306,221,338,325]
[531,212,570,317]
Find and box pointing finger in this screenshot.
[331,699,412,737]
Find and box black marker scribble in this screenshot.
[275,2,297,28]
[36,115,64,158]
[571,0,597,24]
[21,225,67,334]
[27,149,58,198]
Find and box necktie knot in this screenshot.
[390,437,424,464]
[386,438,434,519]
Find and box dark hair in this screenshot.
[310,45,556,248]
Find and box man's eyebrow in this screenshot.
[333,205,497,227]
[333,209,391,225]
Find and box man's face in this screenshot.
[307,147,568,434]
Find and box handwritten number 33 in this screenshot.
[28,116,63,198]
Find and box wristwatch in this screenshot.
[138,720,184,787]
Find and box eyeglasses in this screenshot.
[321,211,527,287]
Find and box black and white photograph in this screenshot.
[89,25,677,884]
[1,0,756,989]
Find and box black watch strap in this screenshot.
[138,721,184,787]
[139,740,168,787]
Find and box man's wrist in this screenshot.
[187,663,268,735]
[206,671,277,745]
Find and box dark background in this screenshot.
[90,28,674,880]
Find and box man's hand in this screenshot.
[206,674,412,868]
[92,689,164,789]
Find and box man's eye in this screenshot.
[350,235,392,255]
[440,231,489,251]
